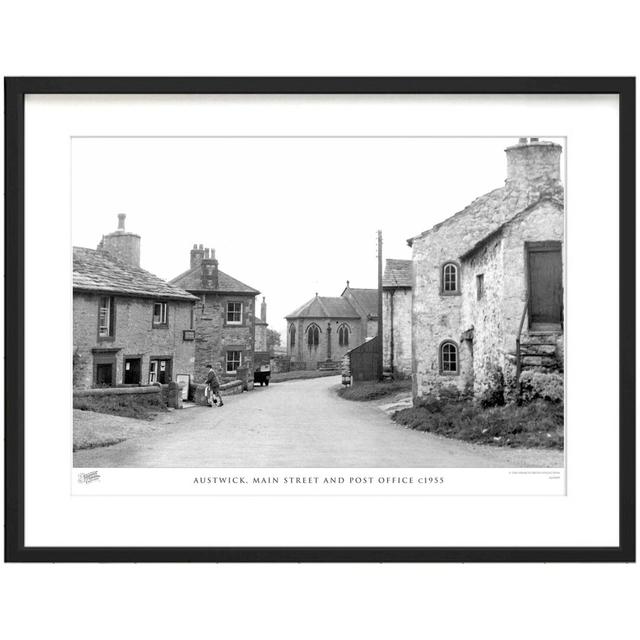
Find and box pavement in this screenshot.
[73,376,564,468]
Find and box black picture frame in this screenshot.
[4,77,635,563]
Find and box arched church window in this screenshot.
[306,323,320,348]
[289,324,296,348]
[338,324,350,347]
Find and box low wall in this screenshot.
[192,381,245,406]
[73,383,183,409]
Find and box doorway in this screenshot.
[527,241,563,329]
[123,357,142,384]
[149,357,172,384]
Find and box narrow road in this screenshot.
[74,376,563,468]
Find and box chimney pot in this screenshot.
[117,213,126,231]
[518,137,527,144]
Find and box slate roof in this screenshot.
[345,288,379,317]
[383,259,412,288]
[459,196,564,261]
[286,296,360,320]
[73,247,198,301]
[169,265,260,295]
[406,181,564,250]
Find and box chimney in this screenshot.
[190,244,205,269]
[505,138,562,190]
[200,247,219,290]
[261,296,267,322]
[99,213,141,267]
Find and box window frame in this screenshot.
[97,295,116,340]
[338,323,350,347]
[476,273,485,300]
[439,340,459,376]
[226,301,243,325]
[306,323,320,348]
[226,350,242,373]
[440,261,461,296]
[289,323,296,348]
[152,301,169,328]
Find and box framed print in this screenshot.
[4,77,635,562]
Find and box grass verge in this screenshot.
[393,398,563,449]
[337,379,412,401]
[73,393,167,420]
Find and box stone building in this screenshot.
[382,259,413,378]
[73,215,198,389]
[170,245,260,384]
[285,283,378,369]
[408,138,564,401]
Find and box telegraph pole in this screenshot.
[377,229,383,381]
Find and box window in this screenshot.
[289,324,296,348]
[226,350,242,372]
[152,301,168,326]
[440,341,459,375]
[476,273,484,300]
[442,262,459,293]
[149,358,171,384]
[98,296,115,338]
[307,323,320,348]
[227,302,243,324]
[338,324,350,347]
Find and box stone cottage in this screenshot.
[170,245,261,384]
[408,138,564,401]
[73,215,198,389]
[382,259,413,378]
[285,283,378,369]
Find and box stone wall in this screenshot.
[383,288,412,377]
[461,199,564,398]
[460,238,505,398]
[193,293,256,385]
[73,292,195,389]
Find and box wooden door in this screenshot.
[527,243,563,326]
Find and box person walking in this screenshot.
[205,363,223,407]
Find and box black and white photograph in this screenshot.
[71,135,565,472]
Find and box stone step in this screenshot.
[521,332,562,345]
[521,355,559,368]
[520,344,557,356]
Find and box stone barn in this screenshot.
[408,138,564,402]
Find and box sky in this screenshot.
[72,136,564,337]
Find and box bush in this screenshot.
[478,365,505,408]
[393,397,564,449]
[519,370,564,404]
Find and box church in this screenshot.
[285,283,378,369]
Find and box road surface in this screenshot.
[74,376,563,468]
